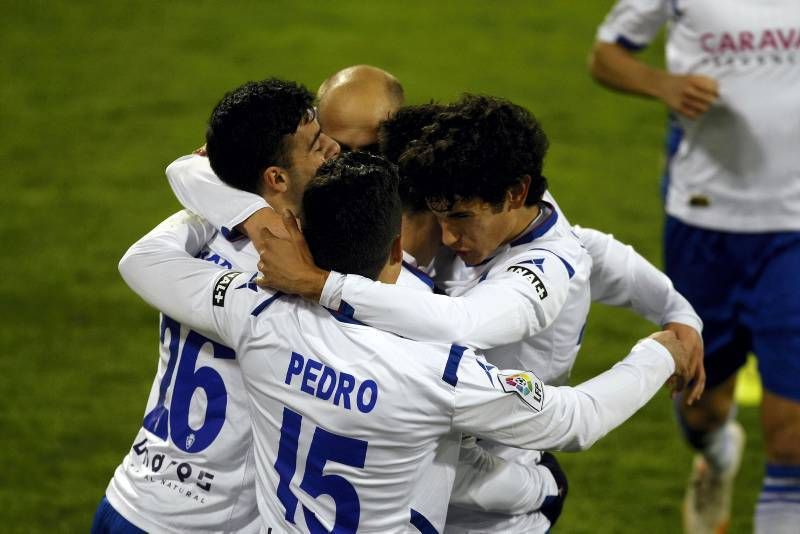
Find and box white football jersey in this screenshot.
[321,203,593,385]
[106,214,444,532]
[597,0,800,232]
[119,211,677,533]
[106,218,262,532]
[316,203,592,532]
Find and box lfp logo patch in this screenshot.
[498,370,545,412]
[505,374,533,395]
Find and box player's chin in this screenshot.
[457,250,485,266]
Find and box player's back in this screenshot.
[105,230,259,533]
[235,293,461,533]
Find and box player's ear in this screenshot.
[507,175,531,209]
[262,166,289,194]
[388,235,403,265]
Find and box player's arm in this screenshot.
[588,0,718,119]
[255,211,571,348]
[576,225,705,403]
[165,154,281,241]
[450,436,559,516]
[452,332,688,451]
[118,210,263,344]
[324,254,570,348]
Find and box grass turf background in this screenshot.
[1,1,762,531]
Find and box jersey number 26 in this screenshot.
[142,315,234,453]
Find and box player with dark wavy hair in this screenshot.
[401,94,549,211]
[206,78,317,194]
[302,151,402,280]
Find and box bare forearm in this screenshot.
[590,41,718,119]
[589,41,667,100]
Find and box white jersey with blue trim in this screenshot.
[436,204,591,532]
[119,211,677,533]
[105,216,263,533]
[437,203,591,385]
[597,0,800,232]
[106,214,440,533]
[322,203,592,385]
[398,251,557,532]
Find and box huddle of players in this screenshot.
[92,67,704,533]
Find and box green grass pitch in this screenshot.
[1,1,762,531]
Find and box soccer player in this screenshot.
[91,78,339,533]
[119,150,693,533]
[255,94,702,533]
[590,3,800,532]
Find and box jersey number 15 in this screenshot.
[275,406,368,533]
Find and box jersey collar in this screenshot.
[468,201,558,267]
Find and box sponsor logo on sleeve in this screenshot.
[212,271,242,307]
[507,265,548,299]
[498,370,545,412]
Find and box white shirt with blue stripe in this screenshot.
[105,214,262,533]
[597,0,800,233]
[321,202,593,386]
[119,210,677,533]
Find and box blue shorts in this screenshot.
[664,216,800,401]
[91,496,146,534]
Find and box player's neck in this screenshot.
[503,204,542,246]
[263,193,295,219]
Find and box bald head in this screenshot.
[317,65,404,151]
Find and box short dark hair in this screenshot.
[400,94,549,209]
[301,151,402,280]
[206,78,315,194]
[378,102,444,213]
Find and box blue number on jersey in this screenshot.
[275,406,368,533]
[142,315,234,452]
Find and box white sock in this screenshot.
[755,464,800,534]
[702,420,739,473]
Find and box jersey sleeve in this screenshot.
[450,436,556,515]
[451,340,674,451]
[318,249,571,350]
[596,0,670,50]
[576,226,702,333]
[118,210,271,345]
[165,154,268,239]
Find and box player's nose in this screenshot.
[440,222,459,247]
[322,133,340,160]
